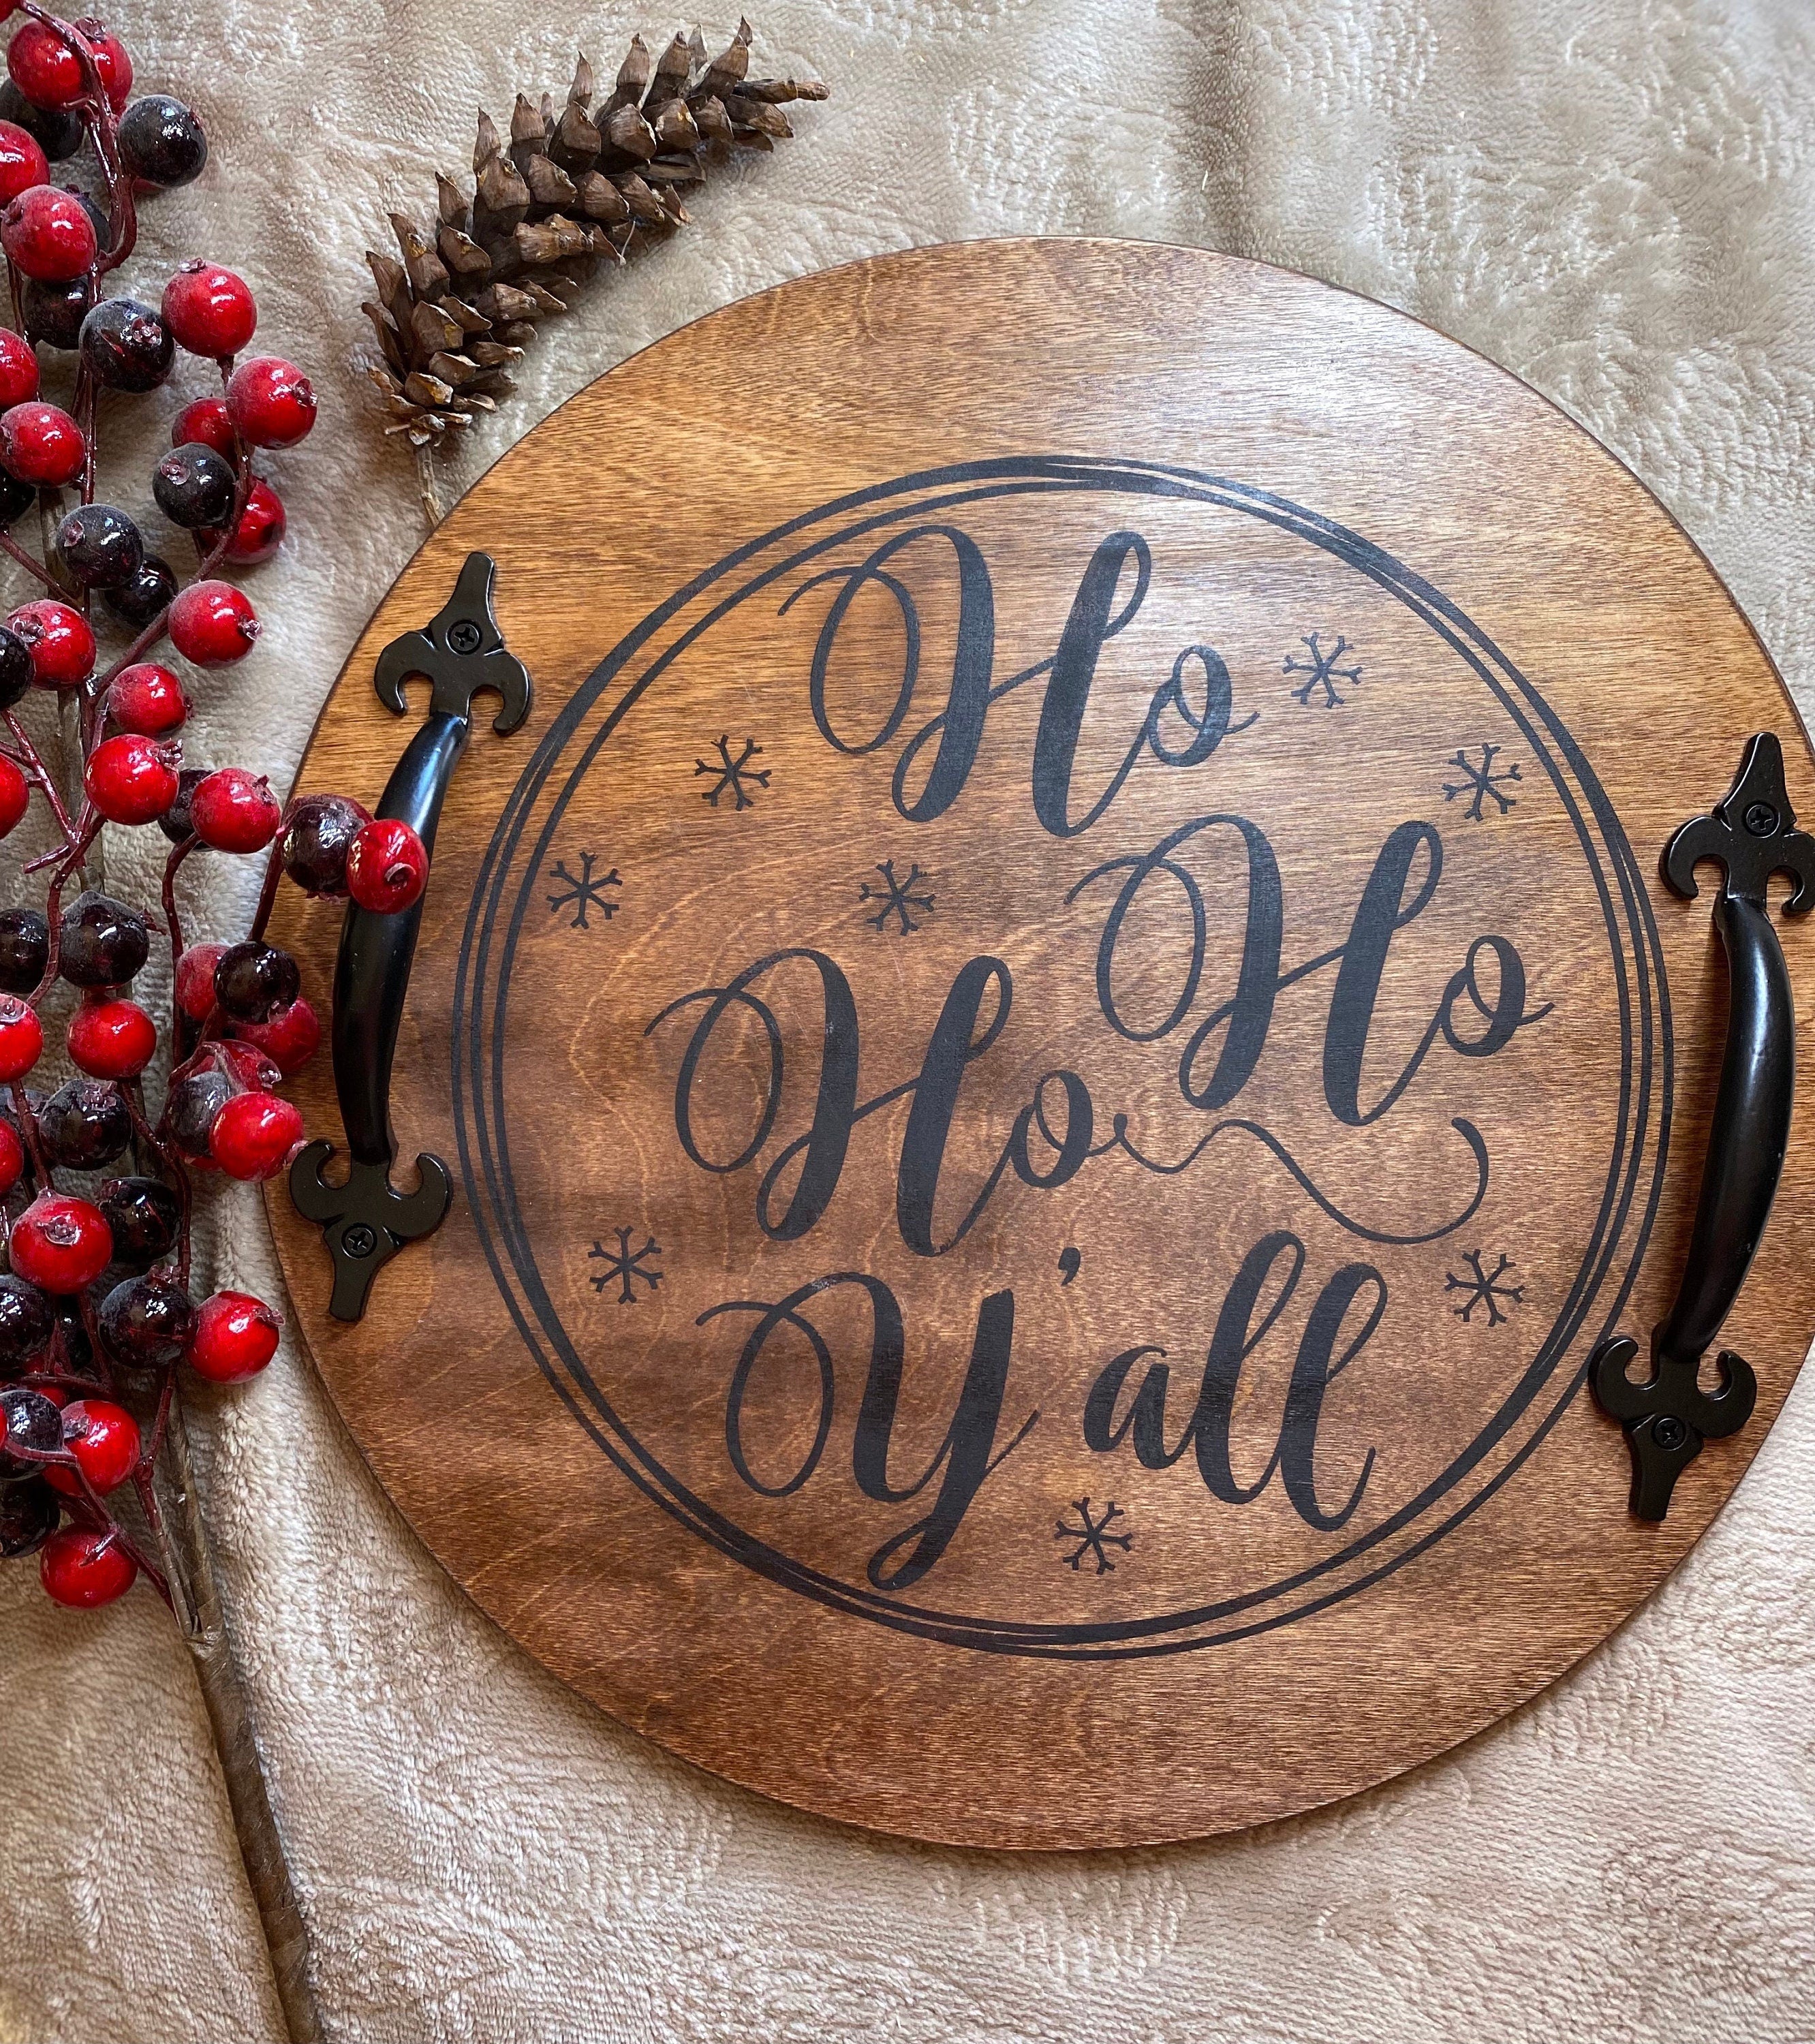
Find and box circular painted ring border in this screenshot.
[452,452,1673,1659]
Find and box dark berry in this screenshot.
[0,1384,62,1477]
[165,1066,230,1157]
[52,1295,91,1374]
[97,1176,180,1268]
[39,1077,130,1171]
[57,891,149,989]
[78,296,173,392]
[0,469,33,533]
[0,1272,53,1367]
[55,502,144,589]
[280,794,370,896]
[0,1107,22,1194]
[0,185,95,281]
[163,261,255,358]
[0,906,47,992]
[0,622,31,707]
[102,553,177,631]
[117,94,206,188]
[69,186,114,256]
[157,764,207,844]
[213,941,298,1023]
[98,1271,195,1369]
[153,442,234,528]
[21,272,92,350]
[0,1478,57,1557]
[0,80,82,161]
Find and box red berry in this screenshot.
[161,260,255,358]
[6,22,82,110]
[0,184,95,279]
[108,661,187,736]
[10,1191,111,1291]
[230,995,319,1077]
[66,995,154,1079]
[0,751,25,837]
[208,1089,302,1181]
[89,29,131,112]
[84,732,178,825]
[215,1038,280,1091]
[0,1113,22,1195]
[172,394,235,459]
[167,579,258,667]
[46,1398,138,1496]
[187,1288,280,1382]
[0,324,37,406]
[7,597,92,689]
[189,766,279,852]
[225,356,315,448]
[199,478,283,566]
[0,993,42,1077]
[0,401,84,487]
[40,1526,137,1608]
[345,818,428,914]
[0,122,48,206]
[174,940,225,1022]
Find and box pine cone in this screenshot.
[365,21,828,450]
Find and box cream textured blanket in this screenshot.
[3,1,1814,2038]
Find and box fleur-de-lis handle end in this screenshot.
[1591,733,1809,1519]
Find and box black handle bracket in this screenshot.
[1590,733,1814,1519]
[289,552,531,1322]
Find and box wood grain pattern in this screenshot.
[264,240,1815,1848]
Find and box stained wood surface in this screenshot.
[265,240,1815,1848]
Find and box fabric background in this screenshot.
[3,0,1815,2037]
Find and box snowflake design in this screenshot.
[694,733,771,811]
[857,858,935,934]
[1444,1250,1523,1327]
[588,1227,663,1304]
[1283,631,1362,708]
[1054,1498,1132,1576]
[1442,743,1522,821]
[546,850,621,929]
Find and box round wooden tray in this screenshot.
[266,239,1815,1848]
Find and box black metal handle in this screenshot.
[289,553,531,1322]
[1591,733,1814,1519]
